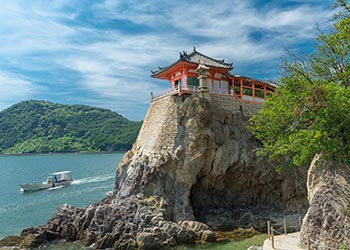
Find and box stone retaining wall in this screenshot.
[212,95,261,116]
[135,95,179,153]
[136,95,261,154]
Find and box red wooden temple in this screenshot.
[151,48,276,103]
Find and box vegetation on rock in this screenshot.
[250,0,350,167]
[0,100,142,154]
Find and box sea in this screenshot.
[0,152,123,239]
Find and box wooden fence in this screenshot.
[266,218,348,250]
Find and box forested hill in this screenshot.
[0,100,142,154]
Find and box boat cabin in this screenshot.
[151,48,276,103]
[48,171,72,183]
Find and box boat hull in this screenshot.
[20,180,71,192]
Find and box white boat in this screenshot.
[20,171,73,192]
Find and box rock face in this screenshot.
[11,95,307,249]
[301,154,350,249]
[16,195,198,249]
[115,96,307,230]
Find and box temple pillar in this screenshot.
[252,80,255,102]
[240,78,243,98]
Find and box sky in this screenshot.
[0,0,336,121]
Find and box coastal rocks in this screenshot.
[19,226,57,249]
[179,220,216,242]
[24,194,199,249]
[47,194,195,249]
[301,154,350,249]
[0,233,47,250]
[0,235,21,249]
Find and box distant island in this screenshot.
[0,100,142,154]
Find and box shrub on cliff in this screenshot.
[250,0,350,167]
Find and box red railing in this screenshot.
[151,86,266,104]
[151,85,198,101]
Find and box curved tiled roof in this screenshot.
[151,48,233,77]
[150,48,276,89]
[180,49,233,69]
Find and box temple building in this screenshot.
[151,48,276,103]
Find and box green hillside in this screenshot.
[0,100,142,154]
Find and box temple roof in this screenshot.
[151,48,233,77]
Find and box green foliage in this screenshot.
[250,2,350,168]
[0,100,142,154]
[338,243,348,250]
[243,88,252,96]
[255,89,265,98]
[313,1,350,87]
[251,82,350,167]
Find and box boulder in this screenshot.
[0,235,21,247]
[200,230,216,243]
[179,220,216,242]
[19,227,48,249]
[301,154,350,249]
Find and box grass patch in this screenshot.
[174,234,267,250]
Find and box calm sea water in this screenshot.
[0,153,124,239]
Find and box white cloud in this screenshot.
[91,0,334,64]
[0,0,335,120]
[0,1,75,56]
[0,72,37,110]
[59,49,161,103]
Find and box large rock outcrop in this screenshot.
[8,95,307,249]
[301,154,350,249]
[115,96,307,230]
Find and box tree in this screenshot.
[249,1,350,168]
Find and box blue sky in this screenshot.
[0,0,335,121]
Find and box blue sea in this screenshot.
[0,152,124,239]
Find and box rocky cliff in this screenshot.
[115,96,307,229]
[5,95,308,249]
[301,154,350,249]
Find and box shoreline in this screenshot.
[0,151,127,157]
